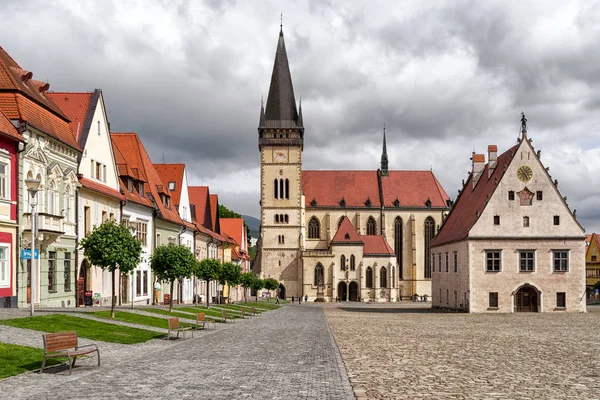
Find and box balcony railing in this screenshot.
[23,213,65,234]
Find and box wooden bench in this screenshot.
[221,309,234,323]
[167,317,193,339]
[239,307,247,318]
[41,331,100,375]
[196,313,215,330]
[251,306,258,316]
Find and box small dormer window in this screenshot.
[127,178,133,192]
[393,198,400,208]
[425,198,432,208]
[310,198,317,207]
[97,121,101,135]
[339,197,346,207]
[168,181,176,191]
[137,182,144,197]
[365,198,372,207]
[344,233,350,240]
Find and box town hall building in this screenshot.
[255,28,450,302]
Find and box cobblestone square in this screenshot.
[325,304,600,399]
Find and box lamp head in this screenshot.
[25,178,41,193]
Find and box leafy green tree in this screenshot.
[80,220,142,319]
[219,262,242,306]
[239,272,255,303]
[250,277,264,302]
[150,244,195,312]
[248,246,257,261]
[263,278,279,301]
[196,258,221,308]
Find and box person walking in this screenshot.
[304,294,308,303]
[291,295,295,303]
[275,295,280,305]
[299,295,302,305]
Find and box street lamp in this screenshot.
[25,178,41,317]
[129,223,137,310]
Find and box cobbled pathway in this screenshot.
[0,305,354,399]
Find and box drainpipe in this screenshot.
[152,209,158,305]
[15,138,26,308]
[74,182,80,306]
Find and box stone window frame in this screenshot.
[453,251,458,273]
[556,292,566,309]
[488,292,499,309]
[0,244,10,288]
[519,250,536,272]
[552,250,569,272]
[485,250,502,272]
[307,217,320,239]
[445,252,449,273]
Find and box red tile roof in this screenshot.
[79,177,125,201]
[0,109,23,142]
[111,136,154,208]
[188,186,212,229]
[331,216,362,243]
[362,236,395,256]
[210,194,219,233]
[46,92,93,142]
[302,170,449,208]
[154,164,185,206]
[431,145,519,247]
[111,132,182,225]
[381,171,449,207]
[220,218,244,248]
[303,171,381,207]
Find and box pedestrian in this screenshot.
[304,294,308,303]
[275,295,280,305]
[299,296,302,305]
[291,295,295,303]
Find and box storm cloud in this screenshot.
[2,0,599,232]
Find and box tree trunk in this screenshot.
[169,281,174,312]
[111,269,116,319]
[206,280,210,308]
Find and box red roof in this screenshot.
[302,170,449,208]
[362,236,395,256]
[381,171,449,207]
[0,109,22,142]
[210,194,219,233]
[79,177,125,201]
[331,216,362,243]
[154,164,185,206]
[46,92,93,142]
[188,186,212,229]
[111,132,182,225]
[110,136,154,208]
[431,145,518,247]
[220,218,245,248]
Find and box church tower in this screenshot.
[257,26,304,298]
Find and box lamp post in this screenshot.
[129,224,137,310]
[25,178,41,316]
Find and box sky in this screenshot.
[2,0,599,232]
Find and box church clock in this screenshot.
[517,165,533,182]
[274,149,287,162]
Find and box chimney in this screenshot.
[488,145,497,178]
[472,153,485,189]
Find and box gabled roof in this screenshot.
[46,91,94,143]
[111,132,182,224]
[79,177,125,201]
[110,138,154,208]
[331,216,363,244]
[210,194,219,233]
[220,218,245,248]
[262,29,302,129]
[362,236,395,256]
[303,171,381,208]
[381,171,449,208]
[587,233,600,254]
[154,164,185,206]
[188,186,212,230]
[431,145,518,247]
[0,109,23,142]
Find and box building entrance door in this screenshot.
[337,282,347,301]
[515,285,539,312]
[349,281,358,301]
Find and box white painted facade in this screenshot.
[177,168,194,304]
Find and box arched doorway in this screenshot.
[277,283,286,300]
[515,285,539,312]
[77,260,90,307]
[349,281,359,301]
[337,282,347,301]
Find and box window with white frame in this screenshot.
[0,246,9,287]
[453,251,458,273]
[48,180,57,215]
[0,162,8,200]
[519,251,535,272]
[486,251,501,272]
[553,251,569,272]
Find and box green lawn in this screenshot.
[238,301,282,310]
[141,308,206,325]
[92,310,195,330]
[175,306,239,321]
[0,314,164,344]
[0,343,67,379]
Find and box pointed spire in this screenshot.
[259,95,266,127]
[264,26,301,128]
[380,123,389,176]
[521,111,528,140]
[297,95,303,126]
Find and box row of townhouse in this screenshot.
[0,46,250,309]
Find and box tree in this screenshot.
[263,278,279,302]
[150,244,195,312]
[250,277,264,302]
[196,258,221,308]
[239,272,254,303]
[220,262,242,305]
[248,246,257,261]
[80,220,142,319]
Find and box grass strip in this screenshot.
[175,306,239,321]
[141,308,207,325]
[92,310,195,330]
[0,314,163,344]
[0,342,68,379]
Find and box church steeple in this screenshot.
[263,28,302,129]
[380,125,389,176]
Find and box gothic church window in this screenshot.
[424,216,435,278]
[274,179,278,199]
[308,217,320,239]
[350,255,356,271]
[366,267,373,288]
[314,263,324,286]
[340,255,346,271]
[366,217,376,235]
[285,179,289,199]
[279,179,284,199]
[380,267,387,288]
[394,217,403,279]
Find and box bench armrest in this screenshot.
[76,343,98,351]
